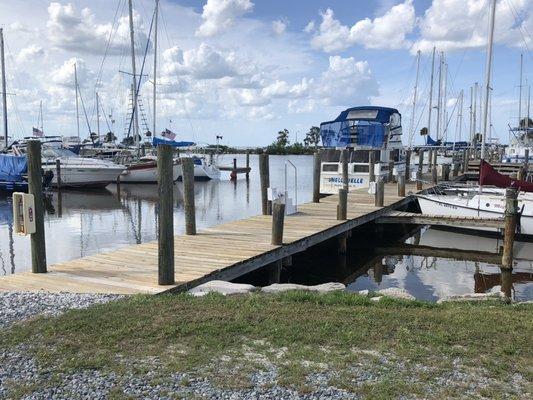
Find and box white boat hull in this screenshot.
[194,163,220,180]
[120,162,182,183]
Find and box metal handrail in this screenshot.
[284,160,298,213]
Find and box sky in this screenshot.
[0,0,531,147]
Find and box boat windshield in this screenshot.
[42,147,78,158]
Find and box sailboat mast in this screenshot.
[442,59,448,142]
[409,50,421,149]
[128,0,140,156]
[39,100,43,133]
[436,52,443,141]
[473,82,478,145]
[96,92,100,137]
[74,63,80,140]
[1,28,8,147]
[518,53,523,130]
[481,0,496,159]
[427,46,436,141]
[458,90,463,142]
[469,86,473,145]
[153,0,159,139]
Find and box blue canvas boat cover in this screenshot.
[320,106,398,148]
[426,135,440,146]
[0,154,27,182]
[153,137,196,147]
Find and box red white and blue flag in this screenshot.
[32,127,44,137]
[161,128,176,140]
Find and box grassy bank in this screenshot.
[2,291,532,398]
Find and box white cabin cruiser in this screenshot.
[119,155,182,183]
[190,155,220,181]
[504,126,532,164]
[319,106,406,194]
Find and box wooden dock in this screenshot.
[0,183,416,294]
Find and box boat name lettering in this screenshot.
[328,177,364,184]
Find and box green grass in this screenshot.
[1,291,532,398]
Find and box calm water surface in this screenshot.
[0,154,531,301]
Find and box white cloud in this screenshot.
[17,45,45,62]
[50,57,92,88]
[196,0,254,37]
[46,2,149,55]
[303,21,315,33]
[272,18,288,36]
[413,0,533,53]
[229,88,270,106]
[310,1,415,52]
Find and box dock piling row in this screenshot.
[28,140,47,274]
[181,157,196,235]
[157,144,175,285]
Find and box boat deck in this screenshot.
[0,183,419,294]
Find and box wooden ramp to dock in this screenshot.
[0,183,415,294]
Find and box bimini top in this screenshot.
[320,106,401,148]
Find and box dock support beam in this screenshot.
[259,154,270,215]
[502,187,518,270]
[313,151,321,203]
[271,202,285,245]
[337,188,347,220]
[397,175,405,197]
[157,144,175,285]
[28,140,47,274]
[181,157,196,235]
[375,178,384,207]
[269,260,282,283]
[338,232,347,254]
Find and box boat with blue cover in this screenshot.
[319,106,405,194]
[0,154,29,193]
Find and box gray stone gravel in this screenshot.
[0,291,123,329]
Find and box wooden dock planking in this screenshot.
[0,182,417,294]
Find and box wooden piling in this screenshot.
[268,260,282,283]
[442,164,450,181]
[418,149,424,173]
[404,149,411,182]
[524,148,529,179]
[181,157,196,235]
[397,175,405,197]
[337,188,347,220]
[432,166,438,184]
[55,159,62,194]
[245,151,250,180]
[375,178,384,207]
[27,140,47,273]
[416,171,423,191]
[157,144,175,285]
[462,149,468,173]
[341,149,349,191]
[338,232,347,254]
[259,154,270,215]
[432,148,437,167]
[271,202,285,245]
[428,149,433,170]
[502,187,518,269]
[388,160,394,182]
[313,151,321,203]
[369,151,375,183]
[452,162,459,177]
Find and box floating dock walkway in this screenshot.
[0,183,416,294]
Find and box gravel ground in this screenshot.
[0,291,123,329]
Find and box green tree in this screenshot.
[276,129,290,147]
[303,126,320,148]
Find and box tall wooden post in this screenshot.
[416,171,423,191]
[388,160,394,182]
[157,144,174,285]
[397,175,405,197]
[452,162,460,177]
[245,150,250,180]
[259,154,270,215]
[271,202,285,245]
[337,188,347,220]
[502,187,518,269]
[442,164,450,181]
[432,166,438,184]
[55,159,62,194]
[375,178,384,207]
[432,148,438,167]
[523,148,529,179]
[338,232,347,254]
[368,151,375,184]
[27,140,47,273]
[428,149,433,170]
[462,149,468,173]
[181,157,196,235]
[341,149,349,191]
[418,149,424,173]
[313,151,320,203]
[404,149,411,182]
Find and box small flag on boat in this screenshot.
[162,128,176,140]
[32,127,44,137]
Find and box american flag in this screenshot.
[32,127,44,137]
[161,128,176,140]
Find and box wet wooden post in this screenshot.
[259,154,270,215]
[55,159,62,194]
[388,160,394,182]
[271,202,285,245]
[157,144,175,285]
[313,151,321,203]
[116,175,121,200]
[432,165,438,184]
[337,188,347,220]
[245,151,250,180]
[502,187,518,270]
[416,171,423,191]
[27,140,47,273]
[341,149,349,191]
[418,149,424,174]
[368,151,375,184]
[268,261,282,283]
[524,148,529,179]
[338,232,347,254]
[181,157,196,235]
[375,178,384,207]
[428,149,433,170]
[432,148,438,167]
[397,175,405,197]
[404,149,411,182]
[462,149,468,173]
[452,162,460,177]
[442,164,450,181]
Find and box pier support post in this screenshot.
[313,151,321,203]
[230,158,237,180]
[341,149,349,191]
[432,148,438,167]
[416,171,423,191]
[28,140,47,273]
[181,157,196,235]
[442,164,450,181]
[369,151,375,184]
[157,144,175,285]
[432,166,438,184]
[375,178,384,207]
[462,149,468,173]
[524,148,529,179]
[338,232,347,254]
[337,188,347,220]
[388,160,394,183]
[418,149,424,174]
[404,149,411,182]
[268,260,282,283]
[259,154,271,215]
[502,187,518,270]
[245,151,250,180]
[397,175,405,197]
[428,149,433,170]
[271,202,285,245]
[55,159,62,194]
[452,162,459,177]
